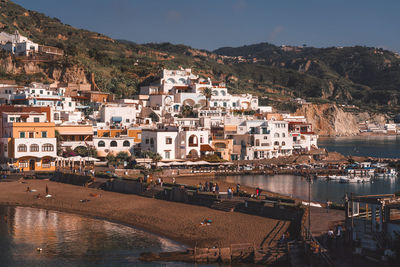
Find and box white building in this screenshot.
[99,104,141,127]
[0,31,39,56]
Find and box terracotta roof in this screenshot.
[200,144,215,152]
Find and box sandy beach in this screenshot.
[0,179,288,248]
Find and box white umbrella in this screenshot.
[82,156,100,162]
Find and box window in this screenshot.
[69,102,72,107]
[150,138,154,145]
[255,139,260,146]
[19,132,25,138]
[145,139,149,144]
[18,144,27,152]
[274,133,280,138]
[123,140,130,147]
[98,141,105,147]
[223,102,227,107]
[29,132,34,138]
[214,102,217,107]
[19,160,28,168]
[30,144,39,152]
[110,141,118,147]
[54,113,60,120]
[282,141,286,146]
[166,137,172,144]
[41,131,47,138]
[126,119,130,123]
[42,143,54,152]
[4,144,7,152]
[165,151,170,159]
[33,117,39,122]
[9,117,14,122]
[232,102,236,107]
[32,90,35,94]
[42,158,51,168]
[200,136,204,143]
[40,90,43,94]
[282,133,286,138]
[274,141,279,146]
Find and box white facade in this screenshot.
[99,104,141,126]
[94,137,135,157]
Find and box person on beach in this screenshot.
[45,185,49,195]
[236,183,240,196]
[326,199,331,213]
[26,186,30,192]
[204,181,208,192]
[215,183,219,194]
[199,182,203,191]
[172,177,176,184]
[227,187,232,199]
[212,183,216,194]
[256,188,259,198]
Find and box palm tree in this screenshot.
[200,87,212,108]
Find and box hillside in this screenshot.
[215,43,400,114]
[0,0,397,115]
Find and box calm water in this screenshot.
[318,136,400,158]
[0,206,198,267]
[223,174,400,204]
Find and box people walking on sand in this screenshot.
[160,179,164,187]
[236,183,240,196]
[172,177,176,184]
[212,183,216,194]
[326,199,331,213]
[228,187,232,199]
[26,186,30,192]
[204,181,209,192]
[215,183,219,194]
[256,187,259,198]
[199,182,203,192]
[45,185,49,195]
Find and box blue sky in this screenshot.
[13,0,400,52]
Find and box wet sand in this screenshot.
[0,179,288,248]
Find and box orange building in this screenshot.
[0,111,56,171]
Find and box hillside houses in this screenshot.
[0,67,320,171]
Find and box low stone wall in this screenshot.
[51,172,92,186]
[105,179,144,194]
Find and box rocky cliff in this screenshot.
[0,53,88,84]
[296,104,386,136]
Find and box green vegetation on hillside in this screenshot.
[0,1,398,114]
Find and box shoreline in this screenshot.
[0,179,289,248]
[0,202,189,249]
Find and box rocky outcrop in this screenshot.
[0,53,88,84]
[296,104,386,136]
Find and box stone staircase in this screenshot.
[210,200,243,212]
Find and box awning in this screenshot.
[112,116,122,122]
[200,144,215,152]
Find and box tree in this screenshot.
[116,151,130,165]
[55,130,63,156]
[200,87,212,108]
[106,154,117,165]
[149,112,159,122]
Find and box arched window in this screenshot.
[18,144,27,152]
[42,143,54,152]
[98,141,105,147]
[30,144,39,152]
[188,135,198,147]
[110,141,118,147]
[282,141,286,146]
[221,90,226,96]
[274,141,279,146]
[150,138,154,145]
[274,133,280,138]
[212,90,219,96]
[167,78,176,84]
[123,140,130,147]
[282,133,286,137]
[178,78,186,84]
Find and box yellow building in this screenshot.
[0,112,57,171]
[211,139,235,161]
